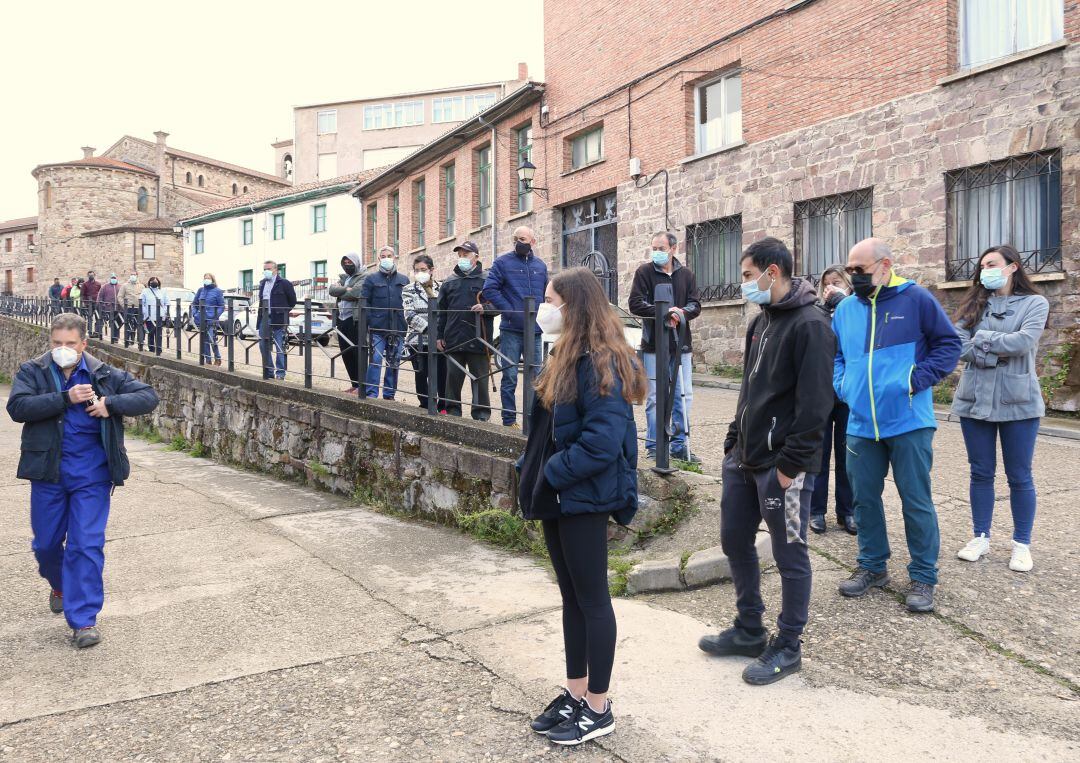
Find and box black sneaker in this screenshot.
[809,515,827,534]
[698,623,768,658]
[838,567,889,597]
[72,626,102,649]
[742,636,802,685]
[670,447,702,464]
[906,580,935,613]
[547,698,614,746]
[49,589,63,614]
[530,689,578,734]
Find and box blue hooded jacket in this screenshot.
[832,274,961,441]
[482,249,548,335]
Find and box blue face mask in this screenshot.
[458,258,473,272]
[980,267,1008,291]
[263,269,275,279]
[203,278,212,287]
[651,250,670,267]
[379,258,395,272]
[741,271,774,305]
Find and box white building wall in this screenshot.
[183,190,363,293]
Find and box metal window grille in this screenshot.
[945,150,1062,280]
[687,215,743,301]
[794,188,873,281]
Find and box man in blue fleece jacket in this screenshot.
[832,239,960,613]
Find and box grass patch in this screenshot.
[0,371,12,385]
[671,457,703,474]
[189,441,209,458]
[1040,342,1073,407]
[680,550,692,570]
[932,381,954,406]
[308,460,330,477]
[710,363,743,380]
[166,435,190,452]
[456,509,547,557]
[608,550,634,597]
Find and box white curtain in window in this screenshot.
[1017,0,1064,51]
[961,0,1063,68]
[723,74,742,147]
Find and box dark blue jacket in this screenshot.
[256,276,297,329]
[6,352,159,486]
[48,283,63,300]
[482,250,548,335]
[192,284,225,325]
[530,354,639,526]
[361,268,409,334]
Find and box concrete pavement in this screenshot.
[1,389,1077,761]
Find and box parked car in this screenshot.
[222,295,334,346]
[159,287,197,330]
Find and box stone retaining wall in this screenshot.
[0,316,689,540]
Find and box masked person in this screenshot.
[82,271,101,336]
[952,245,1048,572]
[6,313,158,648]
[257,260,297,381]
[628,231,702,463]
[482,226,548,427]
[517,267,646,746]
[437,242,494,420]
[833,238,961,613]
[97,274,121,340]
[328,253,366,394]
[140,277,166,353]
[116,272,143,348]
[809,264,857,536]
[360,247,408,399]
[193,273,225,365]
[698,238,834,685]
[403,254,446,411]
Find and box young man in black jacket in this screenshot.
[627,231,702,462]
[698,237,835,685]
[437,242,495,420]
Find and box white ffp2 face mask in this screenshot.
[51,346,79,369]
[536,302,564,335]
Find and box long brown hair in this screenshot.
[534,268,647,409]
[953,245,1040,328]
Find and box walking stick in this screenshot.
[476,290,498,392]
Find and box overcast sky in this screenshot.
[0,0,544,219]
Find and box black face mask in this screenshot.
[342,263,356,275]
[514,241,531,257]
[850,273,878,300]
[149,282,160,289]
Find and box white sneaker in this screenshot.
[1009,541,1033,572]
[957,534,990,562]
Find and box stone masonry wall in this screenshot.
[0,316,689,540]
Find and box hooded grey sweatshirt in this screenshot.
[329,252,365,321]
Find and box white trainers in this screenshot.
[957,534,990,562]
[1009,541,1033,572]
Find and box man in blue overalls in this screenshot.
[7,313,158,648]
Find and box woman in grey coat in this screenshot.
[951,245,1048,572]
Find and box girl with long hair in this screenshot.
[517,267,646,747]
[952,245,1048,572]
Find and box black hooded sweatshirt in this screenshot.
[436,263,495,354]
[724,278,836,476]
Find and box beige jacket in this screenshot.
[117,281,143,308]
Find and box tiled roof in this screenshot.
[32,156,157,177]
[109,136,289,186]
[82,216,179,237]
[170,187,227,207]
[181,170,379,221]
[0,215,38,233]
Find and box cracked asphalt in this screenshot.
[1,385,1078,762]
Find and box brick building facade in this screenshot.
[19,132,290,295]
[355,0,1078,408]
[0,216,39,296]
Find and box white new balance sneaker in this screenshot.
[957,534,990,562]
[1009,541,1033,572]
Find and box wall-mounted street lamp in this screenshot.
[516,160,549,200]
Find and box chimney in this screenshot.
[81,146,95,159]
[517,62,529,81]
[153,131,169,180]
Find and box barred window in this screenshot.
[945,150,1061,280]
[687,215,743,301]
[794,188,872,280]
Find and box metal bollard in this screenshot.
[653,290,675,474]
[522,296,538,436]
[425,301,439,415]
[356,297,369,395]
[174,298,182,360]
[303,298,313,389]
[226,299,235,372]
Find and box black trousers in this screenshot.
[338,317,360,388]
[445,352,490,420]
[409,347,446,410]
[123,307,141,347]
[542,513,616,695]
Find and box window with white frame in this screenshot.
[272,213,285,241]
[242,218,253,245]
[960,0,1064,69]
[476,146,492,227]
[695,72,742,154]
[312,204,327,233]
[312,260,327,280]
[141,243,156,260]
[516,125,533,213]
[317,109,338,134]
[431,93,497,123]
[793,188,873,280]
[317,153,337,179]
[570,127,604,170]
[194,229,205,254]
[363,101,424,129]
[414,179,426,248]
[443,164,456,238]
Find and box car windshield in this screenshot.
[163,288,195,301]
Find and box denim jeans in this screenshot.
[643,351,693,453]
[200,322,221,362]
[365,332,401,399]
[498,330,542,426]
[811,400,853,518]
[847,428,940,585]
[259,324,287,379]
[959,416,1040,544]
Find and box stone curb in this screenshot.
[625,531,773,595]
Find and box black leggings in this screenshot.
[542,513,616,694]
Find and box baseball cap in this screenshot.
[453,240,479,255]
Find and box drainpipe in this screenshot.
[490,123,497,257]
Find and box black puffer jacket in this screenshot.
[724,278,835,476]
[436,264,495,354]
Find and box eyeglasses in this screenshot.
[844,258,885,276]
